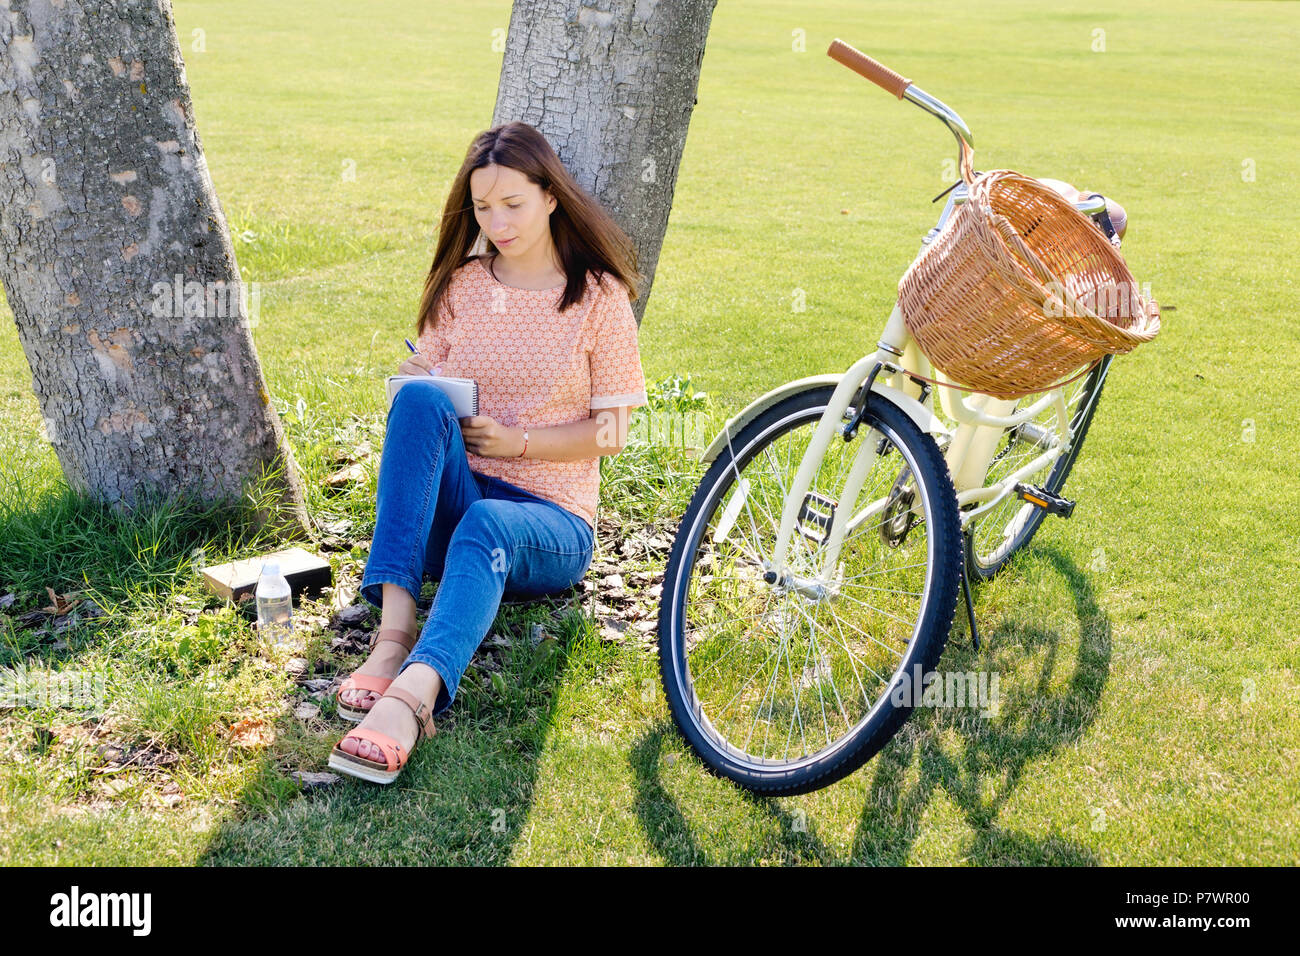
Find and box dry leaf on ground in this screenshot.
[41,587,81,616]
[227,717,275,748]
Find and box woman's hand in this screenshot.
[398,354,442,377]
[459,416,524,458]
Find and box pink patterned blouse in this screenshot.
[416,255,648,529]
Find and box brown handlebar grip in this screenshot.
[827,39,911,99]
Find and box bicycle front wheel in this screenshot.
[658,386,963,796]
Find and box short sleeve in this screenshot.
[417,285,454,366]
[589,280,647,410]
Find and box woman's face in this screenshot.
[469,163,556,260]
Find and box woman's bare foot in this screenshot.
[338,638,412,709]
[340,583,419,710]
[339,662,441,763]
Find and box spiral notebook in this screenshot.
[384,375,480,417]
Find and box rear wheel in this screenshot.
[964,357,1110,580]
[658,386,963,796]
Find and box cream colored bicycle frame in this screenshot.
[739,61,1105,597]
[758,303,1075,598]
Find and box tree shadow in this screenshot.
[629,545,1112,865]
[196,584,591,866]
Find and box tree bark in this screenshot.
[0,0,309,532]
[493,0,718,325]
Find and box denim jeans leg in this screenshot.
[423,471,496,585]
[359,381,482,610]
[399,491,595,716]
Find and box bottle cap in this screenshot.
[262,561,280,577]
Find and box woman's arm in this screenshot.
[459,406,633,461]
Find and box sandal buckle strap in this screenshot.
[381,686,437,742]
[369,627,418,654]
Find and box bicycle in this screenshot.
[656,40,1158,796]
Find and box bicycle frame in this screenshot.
[757,304,1105,597]
[748,45,1115,597]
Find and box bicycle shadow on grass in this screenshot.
[851,545,1112,865]
[628,726,847,865]
[628,545,1111,865]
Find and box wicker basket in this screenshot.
[897,169,1160,399]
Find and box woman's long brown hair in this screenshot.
[416,122,642,336]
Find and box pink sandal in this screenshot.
[327,686,437,785]
[335,627,417,722]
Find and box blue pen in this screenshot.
[404,338,437,375]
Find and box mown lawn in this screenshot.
[1,0,1296,865]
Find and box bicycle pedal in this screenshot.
[796,491,837,545]
[1014,483,1075,518]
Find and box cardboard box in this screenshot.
[200,547,333,604]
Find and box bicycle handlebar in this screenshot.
[828,39,975,182]
[829,40,1123,246]
[827,40,912,99]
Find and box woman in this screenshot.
[328,122,648,784]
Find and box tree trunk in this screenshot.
[493,0,718,325]
[0,0,309,532]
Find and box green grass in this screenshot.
[1,0,1298,865]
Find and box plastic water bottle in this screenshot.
[255,561,294,646]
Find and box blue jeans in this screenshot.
[360,380,595,716]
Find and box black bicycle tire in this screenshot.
[658,386,963,796]
[965,359,1109,581]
